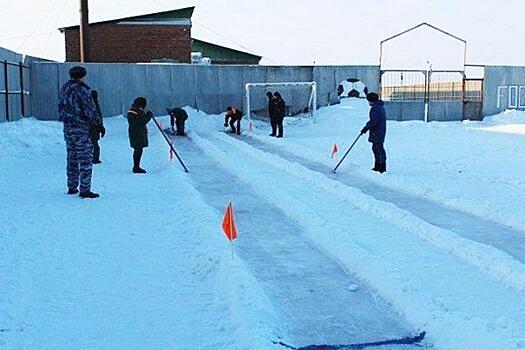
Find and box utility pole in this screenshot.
[79,0,90,62]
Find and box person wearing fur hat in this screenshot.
[58,66,103,198]
[360,92,387,173]
[127,97,152,173]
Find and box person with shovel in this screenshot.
[360,92,387,173]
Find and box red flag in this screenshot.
[331,144,339,159]
[169,147,174,160]
[222,202,237,241]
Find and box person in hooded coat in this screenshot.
[361,92,387,173]
[127,97,152,173]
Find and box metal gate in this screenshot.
[380,69,483,121]
[378,23,484,122]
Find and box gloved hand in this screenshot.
[146,111,153,118]
[98,125,106,138]
[224,123,228,127]
[360,127,367,135]
[91,90,98,99]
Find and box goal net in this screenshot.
[245,82,317,122]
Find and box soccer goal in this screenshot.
[245,82,317,122]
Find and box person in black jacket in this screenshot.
[274,92,286,138]
[224,106,243,135]
[267,91,278,136]
[361,92,387,173]
[89,90,105,164]
[127,97,152,173]
[167,107,188,136]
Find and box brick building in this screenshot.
[59,7,261,65]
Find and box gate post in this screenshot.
[424,69,430,123]
[4,60,9,122]
[19,62,25,117]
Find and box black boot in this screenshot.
[79,191,100,199]
[372,161,380,172]
[133,148,146,173]
[379,163,387,174]
[133,167,147,174]
[67,188,79,195]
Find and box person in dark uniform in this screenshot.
[267,91,279,136]
[58,66,103,199]
[274,91,286,138]
[168,107,189,136]
[89,90,105,164]
[127,97,152,174]
[224,106,243,135]
[361,92,387,173]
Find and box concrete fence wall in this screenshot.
[30,62,380,120]
[483,66,525,116]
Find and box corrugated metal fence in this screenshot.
[0,47,31,122]
[31,62,380,120]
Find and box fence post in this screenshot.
[19,62,25,117]
[4,60,9,122]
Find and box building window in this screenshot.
[509,86,518,108]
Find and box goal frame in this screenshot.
[245,82,317,122]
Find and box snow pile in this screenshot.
[0,116,282,349]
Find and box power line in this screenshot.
[148,0,279,64]
[17,0,62,51]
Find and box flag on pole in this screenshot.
[222,202,237,241]
[331,144,339,159]
[169,147,174,160]
[249,121,253,132]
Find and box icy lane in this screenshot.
[171,135,423,349]
[244,135,525,265]
[189,131,525,349]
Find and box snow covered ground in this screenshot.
[1,99,525,349]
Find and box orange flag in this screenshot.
[222,202,237,241]
[331,144,339,159]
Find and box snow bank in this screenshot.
[0,116,282,349]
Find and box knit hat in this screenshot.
[69,66,87,79]
[366,92,379,103]
[133,97,147,109]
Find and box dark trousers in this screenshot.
[176,121,185,135]
[92,137,100,161]
[372,142,387,165]
[270,118,284,137]
[227,116,242,135]
[133,147,143,169]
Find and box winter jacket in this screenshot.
[58,79,101,134]
[127,105,152,148]
[169,108,188,126]
[268,98,279,119]
[363,100,387,144]
[89,90,104,141]
[275,98,286,119]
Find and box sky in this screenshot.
[0,0,524,68]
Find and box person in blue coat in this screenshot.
[360,92,387,173]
